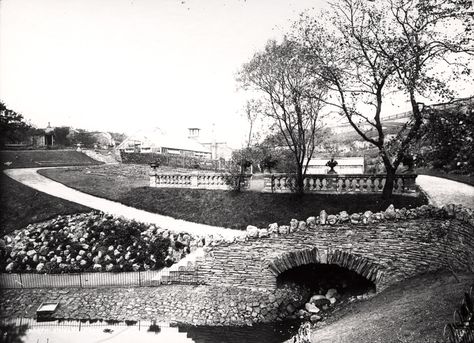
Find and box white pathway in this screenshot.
[4,167,245,239]
[416,175,474,209]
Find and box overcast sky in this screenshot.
[0,0,326,147]
[1,0,472,148]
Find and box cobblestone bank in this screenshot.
[0,285,308,326]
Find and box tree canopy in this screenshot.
[238,38,327,193]
[0,102,32,147]
[291,0,473,197]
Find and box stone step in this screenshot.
[152,247,204,284]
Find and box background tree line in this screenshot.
[1,101,126,149]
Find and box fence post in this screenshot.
[19,273,23,289]
[138,271,142,287]
[79,273,83,288]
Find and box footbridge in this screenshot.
[191,205,474,292]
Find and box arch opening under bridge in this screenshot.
[269,247,384,293]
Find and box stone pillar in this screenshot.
[191,171,199,188]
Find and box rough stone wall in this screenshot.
[0,284,309,326]
[194,205,474,292]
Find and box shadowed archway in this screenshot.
[268,247,385,290]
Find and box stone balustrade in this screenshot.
[150,169,251,190]
[263,173,418,194]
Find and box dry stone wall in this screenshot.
[195,204,474,292]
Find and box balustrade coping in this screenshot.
[264,173,417,178]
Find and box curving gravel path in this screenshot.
[416,175,474,209]
[3,168,245,239]
[4,168,472,239]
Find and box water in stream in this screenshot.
[0,318,302,343]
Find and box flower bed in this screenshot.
[0,212,202,273]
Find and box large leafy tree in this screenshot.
[0,101,32,147]
[294,0,473,198]
[238,39,327,194]
[421,100,474,172]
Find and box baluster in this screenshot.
[337,178,344,192]
[321,178,327,190]
[365,177,372,192]
[380,178,386,191]
[308,177,314,191]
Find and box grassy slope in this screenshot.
[0,150,99,236]
[0,174,90,236]
[0,149,101,169]
[39,165,427,230]
[310,271,474,343]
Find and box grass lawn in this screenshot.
[0,149,101,169]
[416,167,474,187]
[0,149,100,236]
[311,271,474,343]
[0,174,90,236]
[40,165,427,230]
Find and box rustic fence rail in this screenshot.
[0,269,197,289]
[444,284,474,343]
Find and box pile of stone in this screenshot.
[286,287,377,324]
[286,288,339,323]
[243,204,474,241]
[0,212,202,274]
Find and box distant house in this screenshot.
[117,127,212,159]
[187,127,234,160]
[29,123,55,148]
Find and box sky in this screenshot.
[0,0,325,147]
[1,0,472,148]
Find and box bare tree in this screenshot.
[238,39,327,194]
[294,0,473,198]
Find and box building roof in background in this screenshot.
[117,127,211,153]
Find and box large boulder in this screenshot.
[305,303,320,313]
[339,211,350,223]
[325,288,338,299]
[268,223,279,234]
[384,204,397,220]
[327,215,338,225]
[5,262,15,272]
[246,225,259,238]
[310,294,327,302]
[306,217,316,228]
[319,210,328,225]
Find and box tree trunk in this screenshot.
[382,169,396,199]
[295,168,305,195]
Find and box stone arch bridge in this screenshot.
[188,206,474,292]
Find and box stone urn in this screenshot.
[326,158,338,174]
